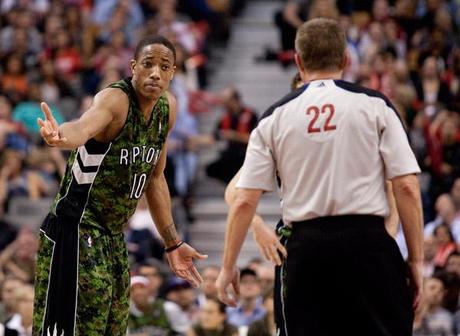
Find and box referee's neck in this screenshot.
[301,70,343,83]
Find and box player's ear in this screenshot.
[170,65,176,81]
[130,59,136,74]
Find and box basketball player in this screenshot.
[217,19,423,336]
[33,35,206,336]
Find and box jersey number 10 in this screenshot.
[130,173,147,199]
[306,104,337,133]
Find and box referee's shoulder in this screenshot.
[334,80,396,111]
[258,84,309,124]
[335,80,407,131]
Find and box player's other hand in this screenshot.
[166,242,207,288]
[407,260,423,311]
[216,267,240,307]
[37,102,67,147]
[253,219,287,266]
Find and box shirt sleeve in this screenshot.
[379,105,421,179]
[236,120,277,191]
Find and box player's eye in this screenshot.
[142,61,152,68]
[161,64,170,71]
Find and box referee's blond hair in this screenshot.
[295,18,346,72]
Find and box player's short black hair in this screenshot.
[134,35,176,63]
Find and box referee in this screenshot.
[216,18,423,336]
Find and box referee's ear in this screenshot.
[294,53,306,79]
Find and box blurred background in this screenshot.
[0,0,460,335]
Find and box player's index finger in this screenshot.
[40,102,54,121]
[188,266,203,284]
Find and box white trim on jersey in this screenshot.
[40,231,56,336]
[78,146,106,166]
[47,324,64,336]
[71,145,109,185]
[72,142,112,335]
[72,161,97,185]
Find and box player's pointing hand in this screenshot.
[37,102,67,147]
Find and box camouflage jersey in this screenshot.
[51,78,169,234]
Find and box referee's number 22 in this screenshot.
[306,104,337,133]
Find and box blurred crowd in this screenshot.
[1,0,460,335]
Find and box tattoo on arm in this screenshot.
[160,222,179,246]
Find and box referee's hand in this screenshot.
[216,267,240,307]
[408,260,423,311]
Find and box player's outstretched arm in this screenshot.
[145,92,207,288]
[225,169,287,266]
[37,88,125,149]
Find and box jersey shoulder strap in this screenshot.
[107,78,131,95]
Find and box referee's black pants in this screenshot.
[282,215,413,336]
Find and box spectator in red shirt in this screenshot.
[43,30,81,82]
[433,224,457,268]
[205,87,258,184]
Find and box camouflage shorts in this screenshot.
[33,214,129,336]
